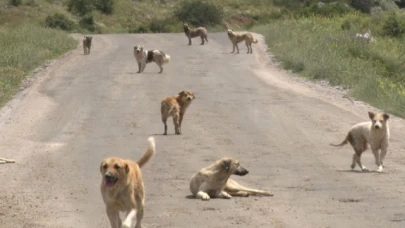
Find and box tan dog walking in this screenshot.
[330,112,390,173]
[100,137,156,228]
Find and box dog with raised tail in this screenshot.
[330,112,390,173]
[100,137,156,228]
[134,45,171,73]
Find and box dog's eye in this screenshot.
[114,164,120,169]
[103,164,107,169]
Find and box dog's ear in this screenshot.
[383,113,390,120]
[124,163,129,173]
[221,160,231,172]
[178,90,186,96]
[100,161,106,173]
[368,111,375,120]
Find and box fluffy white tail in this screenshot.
[164,54,171,63]
[137,137,156,168]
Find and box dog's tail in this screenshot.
[253,39,258,44]
[330,133,351,147]
[161,52,170,63]
[137,137,156,168]
[225,179,274,196]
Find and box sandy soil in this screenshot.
[0,32,405,228]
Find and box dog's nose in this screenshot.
[105,172,113,179]
[375,125,380,129]
[187,97,192,101]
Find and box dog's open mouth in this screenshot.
[105,176,118,187]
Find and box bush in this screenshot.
[10,0,22,6]
[45,13,75,31]
[149,19,171,33]
[382,13,405,37]
[350,0,373,13]
[128,25,148,33]
[301,2,353,17]
[95,0,114,14]
[174,0,223,27]
[79,14,96,32]
[67,0,93,16]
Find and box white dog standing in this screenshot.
[330,112,390,173]
[133,45,171,73]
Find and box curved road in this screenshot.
[1,33,405,228]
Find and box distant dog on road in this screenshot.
[100,137,155,228]
[183,23,208,45]
[330,112,390,173]
[83,36,93,55]
[134,45,171,73]
[189,157,274,201]
[161,90,195,135]
[227,29,258,54]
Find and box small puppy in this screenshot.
[161,90,195,135]
[134,45,171,73]
[183,23,208,45]
[330,112,390,173]
[189,157,274,201]
[227,29,258,54]
[100,137,156,228]
[83,36,93,55]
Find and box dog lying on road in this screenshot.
[83,36,92,55]
[100,137,156,228]
[161,90,195,135]
[183,23,208,45]
[189,157,274,201]
[330,112,390,173]
[134,45,171,73]
[227,29,258,54]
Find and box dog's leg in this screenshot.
[173,114,181,135]
[157,62,163,73]
[245,41,250,54]
[137,62,141,73]
[371,148,382,172]
[351,153,357,170]
[354,152,368,171]
[380,147,388,169]
[122,209,136,228]
[229,191,249,197]
[134,195,145,228]
[188,37,192,45]
[106,208,121,228]
[196,191,211,201]
[216,191,232,199]
[141,62,146,73]
[250,44,253,54]
[236,43,240,54]
[179,112,184,129]
[231,44,235,53]
[200,36,204,45]
[162,115,168,135]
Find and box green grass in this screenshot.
[252,13,405,117]
[0,24,76,106]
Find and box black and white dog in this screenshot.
[133,45,171,73]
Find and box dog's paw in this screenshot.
[350,164,355,170]
[361,166,369,172]
[376,166,384,173]
[122,224,131,228]
[201,195,210,201]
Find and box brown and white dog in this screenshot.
[183,23,208,45]
[161,90,195,135]
[100,137,156,228]
[189,157,274,201]
[227,29,258,54]
[133,45,170,73]
[330,112,390,173]
[83,36,93,55]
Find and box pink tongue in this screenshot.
[106,181,114,187]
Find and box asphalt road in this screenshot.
[1,33,405,228]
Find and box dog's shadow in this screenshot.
[151,133,180,136]
[185,195,196,200]
[336,169,384,174]
[126,72,162,75]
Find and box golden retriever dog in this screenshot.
[330,112,390,173]
[134,45,171,73]
[0,157,15,164]
[183,23,208,45]
[100,137,156,228]
[83,36,93,55]
[189,157,274,201]
[227,29,258,54]
[161,90,195,135]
